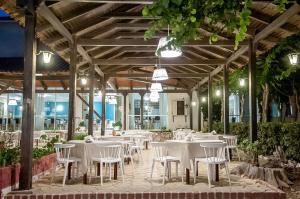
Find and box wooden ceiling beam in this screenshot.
[40,80,48,90]
[194,2,300,89]
[107,73,207,78]
[93,58,226,65]
[78,38,247,47]
[38,3,104,77]
[0,74,69,80]
[127,78,185,89]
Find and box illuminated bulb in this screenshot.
[201,97,206,103]
[150,83,163,92]
[56,105,63,112]
[288,53,298,65]
[97,90,102,96]
[239,78,246,87]
[42,51,53,64]
[81,77,87,85]
[191,101,196,106]
[216,89,221,96]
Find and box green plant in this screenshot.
[143,0,287,50]
[78,121,85,127]
[0,147,20,167]
[73,133,88,140]
[112,121,122,128]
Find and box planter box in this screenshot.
[0,153,56,197]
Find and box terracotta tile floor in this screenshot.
[31,148,276,194]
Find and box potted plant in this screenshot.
[112,121,122,131]
[77,121,86,132]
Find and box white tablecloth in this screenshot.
[68,140,124,173]
[165,140,224,169]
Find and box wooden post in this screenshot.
[88,64,95,136]
[197,88,201,131]
[67,36,77,141]
[223,64,229,135]
[123,92,127,130]
[19,0,36,190]
[140,92,145,129]
[101,77,106,136]
[188,92,193,130]
[248,39,257,143]
[208,75,212,132]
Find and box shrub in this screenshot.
[73,133,87,140]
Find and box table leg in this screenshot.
[215,164,219,182]
[229,148,233,161]
[114,163,118,180]
[185,168,190,184]
[83,173,88,184]
[196,162,198,176]
[97,163,100,176]
[67,162,72,180]
[145,141,148,150]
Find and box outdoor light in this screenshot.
[37,51,54,64]
[239,78,246,87]
[19,106,23,110]
[201,97,206,103]
[191,101,197,106]
[56,105,64,112]
[215,89,221,96]
[81,77,87,85]
[288,53,298,65]
[155,37,182,58]
[152,68,169,81]
[109,98,117,105]
[8,99,17,106]
[97,90,102,96]
[150,83,163,92]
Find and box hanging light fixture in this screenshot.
[215,89,221,97]
[37,51,54,64]
[81,76,87,85]
[152,68,169,81]
[150,82,163,92]
[8,99,17,106]
[97,90,102,96]
[144,94,150,101]
[201,97,206,103]
[288,53,298,65]
[239,78,246,87]
[155,25,182,58]
[191,101,196,106]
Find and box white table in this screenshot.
[68,140,125,183]
[165,139,224,184]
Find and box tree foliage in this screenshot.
[143,0,287,49]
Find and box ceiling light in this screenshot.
[42,51,54,64]
[149,91,159,102]
[239,78,246,87]
[81,77,87,85]
[152,68,169,81]
[150,83,163,92]
[56,105,64,112]
[156,37,182,58]
[288,53,298,65]
[97,90,102,96]
[8,99,17,106]
[216,89,221,97]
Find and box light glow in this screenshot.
[150,83,163,92]
[288,53,298,65]
[81,77,87,85]
[201,97,206,103]
[239,78,246,87]
[8,99,17,106]
[42,51,53,64]
[191,101,196,106]
[216,89,221,97]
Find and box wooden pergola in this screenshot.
[1,0,300,190]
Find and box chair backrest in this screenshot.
[131,136,145,148]
[54,143,75,163]
[122,142,133,157]
[151,142,168,159]
[100,145,122,159]
[223,135,238,147]
[200,142,227,163]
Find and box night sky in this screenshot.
[0,9,25,57]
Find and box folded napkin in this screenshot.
[84,135,94,143]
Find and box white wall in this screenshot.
[167,93,190,130]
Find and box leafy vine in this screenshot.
[143,0,288,50]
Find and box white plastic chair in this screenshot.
[122,141,134,167]
[223,135,240,162]
[52,143,81,186]
[150,142,182,184]
[130,136,144,159]
[194,142,231,188]
[90,145,124,185]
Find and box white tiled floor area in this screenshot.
[31,148,276,194]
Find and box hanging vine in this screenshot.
[143,0,288,49]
